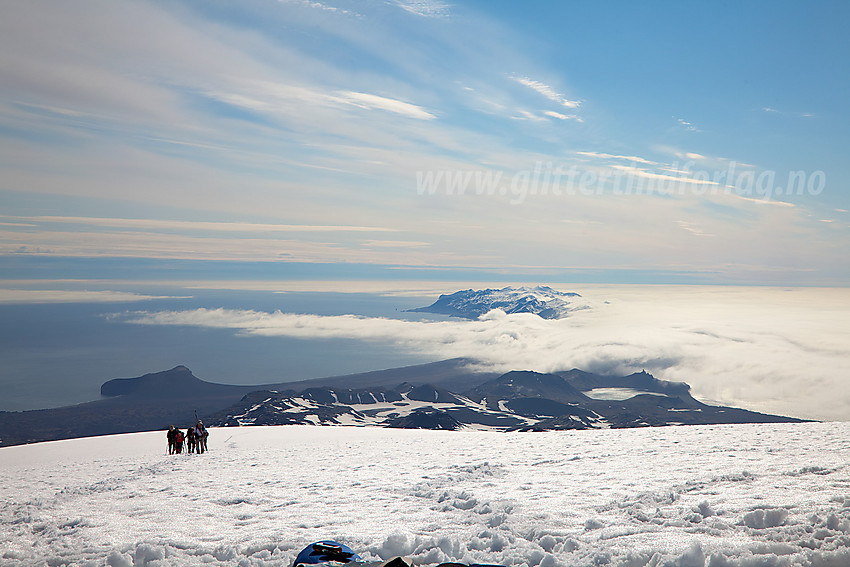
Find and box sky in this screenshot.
[1,0,849,285]
[1,1,849,421]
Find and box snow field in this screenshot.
[3,422,850,566]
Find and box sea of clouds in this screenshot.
[117,286,850,421]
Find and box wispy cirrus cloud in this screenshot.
[675,117,701,132]
[675,220,713,237]
[277,0,360,16]
[389,0,451,18]
[513,109,547,122]
[731,194,796,208]
[609,165,720,186]
[543,110,581,122]
[0,228,478,264]
[576,151,657,165]
[206,83,436,121]
[0,289,183,304]
[511,76,580,108]
[331,91,436,120]
[361,240,431,248]
[763,106,815,119]
[5,215,396,234]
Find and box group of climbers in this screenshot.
[166,421,208,454]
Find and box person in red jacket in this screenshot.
[174,428,185,454]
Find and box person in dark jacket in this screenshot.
[166,425,177,454]
[186,425,197,454]
[195,421,208,454]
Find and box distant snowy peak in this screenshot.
[410,285,588,320]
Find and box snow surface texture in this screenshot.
[3,423,850,567]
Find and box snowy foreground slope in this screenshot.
[3,424,850,567]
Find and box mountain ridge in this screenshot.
[0,361,807,447]
[0,359,496,447]
[207,369,806,432]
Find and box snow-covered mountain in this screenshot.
[207,370,803,431]
[4,423,850,566]
[408,286,589,319]
[209,384,538,431]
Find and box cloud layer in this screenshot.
[117,286,850,421]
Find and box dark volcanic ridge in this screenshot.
[0,359,490,447]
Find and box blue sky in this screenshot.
[1,0,848,284]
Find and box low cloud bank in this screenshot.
[119,287,850,421]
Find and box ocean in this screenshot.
[0,288,440,411]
